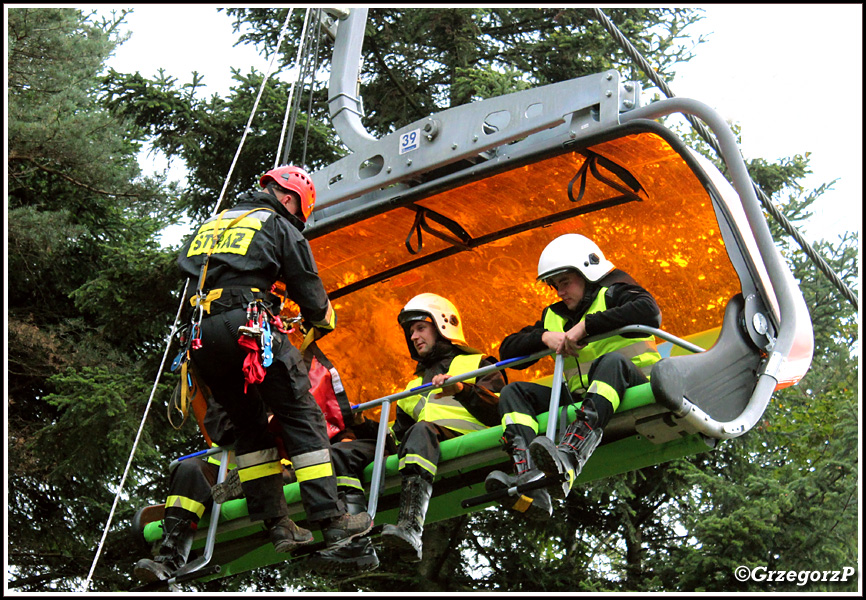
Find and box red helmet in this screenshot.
[259,165,316,222]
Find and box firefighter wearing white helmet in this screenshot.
[381,293,506,563]
[484,233,663,520]
[536,233,615,283]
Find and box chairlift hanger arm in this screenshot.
[310,67,635,215]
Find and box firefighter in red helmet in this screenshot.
[164,166,370,582]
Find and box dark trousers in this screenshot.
[396,421,462,483]
[191,307,342,523]
[163,459,219,524]
[330,438,379,494]
[499,353,647,447]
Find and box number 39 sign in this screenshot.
[399,129,420,155]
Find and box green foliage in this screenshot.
[6,7,192,592]
[227,8,704,137]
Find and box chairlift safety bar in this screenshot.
[357,325,703,519]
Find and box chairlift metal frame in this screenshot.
[133,7,813,587]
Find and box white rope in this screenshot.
[80,282,187,592]
[81,8,295,592]
[274,7,312,168]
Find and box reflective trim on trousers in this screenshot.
[235,447,280,468]
[238,461,283,483]
[336,475,364,491]
[502,412,539,433]
[587,379,621,412]
[292,449,334,483]
[399,453,437,477]
[290,448,331,469]
[165,494,207,519]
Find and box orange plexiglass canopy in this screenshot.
[280,132,742,414]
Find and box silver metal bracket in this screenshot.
[310,70,631,220]
[743,293,777,352]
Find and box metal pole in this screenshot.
[351,350,553,412]
[170,448,230,581]
[351,326,703,414]
[364,400,391,520]
[545,353,566,441]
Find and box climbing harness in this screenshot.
[167,207,276,428]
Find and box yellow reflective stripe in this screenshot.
[165,495,206,519]
[238,461,283,482]
[235,448,280,468]
[336,476,364,491]
[295,462,334,482]
[310,300,336,331]
[587,380,621,412]
[399,453,438,477]
[502,412,539,433]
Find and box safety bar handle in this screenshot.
[351,325,703,413]
[168,448,231,583]
[169,445,233,472]
[351,349,553,412]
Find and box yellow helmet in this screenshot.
[398,293,473,359]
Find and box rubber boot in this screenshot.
[380,476,433,562]
[484,436,552,521]
[529,407,603,499]
[265,515,315,553]
[133,517,196,583]
[308,492,380,574]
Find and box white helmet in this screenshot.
[537,234,615,283]
[398,293,472,358]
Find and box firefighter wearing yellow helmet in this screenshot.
[484,233,663,519]
[375,293,506,562]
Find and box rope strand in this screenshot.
[81,8,296,592]
[591,7,857,309]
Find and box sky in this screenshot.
[86,4,862,248]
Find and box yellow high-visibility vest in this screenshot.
[398,354,487,435]
[543,287,661,393]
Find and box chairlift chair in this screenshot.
[134,7,813,586]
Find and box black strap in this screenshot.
[404,206,472,255]
[567,151,645,204]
